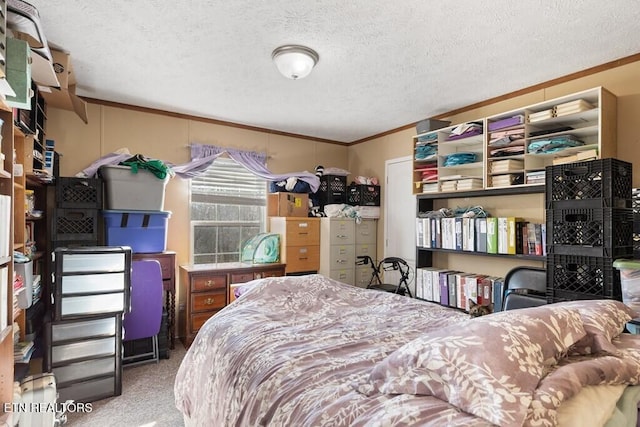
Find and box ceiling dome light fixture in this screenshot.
[272,45,319,80]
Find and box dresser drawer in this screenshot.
[230,272,255,284]
[328,244,355,268]
[255,268,284,279]
[155,256,175,280]
[284,245,320,272]
[191,312,217,333]
[284,219,320,246]
[191,290,226,312]
[192,274,227,292]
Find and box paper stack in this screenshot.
[554,99,594,117]
[440,180,458,192]
[491,159,524,174]
[528,109,555,123]
[422,182,439,193]
[456,178,483,191]
[525,171,546,185]
[491,174,521,187]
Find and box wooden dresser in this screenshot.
[269,217,320,274]
[179,262,286,347]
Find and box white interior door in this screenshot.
[384,156,416,295]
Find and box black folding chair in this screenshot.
[502,266,547,311]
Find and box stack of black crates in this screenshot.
[50,177,104,250]
[546,158,633,302]
[347,183,381,207]
[318,175,348,211]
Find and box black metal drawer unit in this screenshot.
[45,246,131,403]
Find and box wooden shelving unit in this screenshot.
[0,99,16,425]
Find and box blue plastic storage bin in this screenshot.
[102,210,171,253]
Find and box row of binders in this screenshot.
[416,216,547,256]
[415,267,506,313]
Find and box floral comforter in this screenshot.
[174,274,640,427]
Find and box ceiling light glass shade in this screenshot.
[272,45,319,80]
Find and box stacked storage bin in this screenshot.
[317,175,347,212]
[51,177,104,249]
[99,165,171,253]
[99,165,171,360]
[545,159,633,302]
[44,246,131,403]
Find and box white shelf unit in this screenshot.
[485,87,616,189]
[412,86,617,194]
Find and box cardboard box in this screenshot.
[268,192,309,217]
[41,48,88,123]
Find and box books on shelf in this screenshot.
[416,216,545,256]
[0,265,7,331]
[0,195,10,258]
[416,266,500,314]
[14,339,35,363]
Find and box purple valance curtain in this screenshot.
[78,143,320,192]
[172,143,320,192]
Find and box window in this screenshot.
[190,157,267,264]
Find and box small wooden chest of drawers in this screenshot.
[179,262,286,347]
[269,217,320,274]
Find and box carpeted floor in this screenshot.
[64,344,187,426]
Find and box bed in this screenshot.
[174,274,640,427]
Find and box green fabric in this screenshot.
[119,154,172,179]
[613,259,640,270]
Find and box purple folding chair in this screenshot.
[123,260,163,366]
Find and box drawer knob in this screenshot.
[204,297,215,305]
[205,280,214,287]
[256,273,262,279]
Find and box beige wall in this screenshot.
[46,58,640,276]
[46,104,349,269]
[348,59,640,271]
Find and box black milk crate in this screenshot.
[546,208,634,257]
[547,254,621,302]
[52,208,100,241]
[318,175,347,206]
[347,184,381,206]
[56,177,103,209]
[545,158,632,209]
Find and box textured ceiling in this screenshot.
[28,1,640,143]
